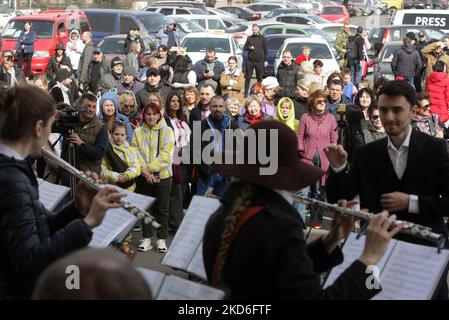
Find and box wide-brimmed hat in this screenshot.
[213,120,323,191]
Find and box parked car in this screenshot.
[431,0,449,9]
[313,23,358,40]
[246,3,296,17]
[256,34,300,76]
[403,0,433,9]
[145,1,207,11]
[174,14,227,32]
[83,9,166,44]
[217,6,261,21]
[221,17,247,28]
[205,7,238,19]
[319,5,350,24]
[1,10,91,75]
[274,37,340,76]
[225,21,283,48]
[169,16,206,34]
[267,13,331,25]
[264,8,308,19]
[368,24,448,54]
[144,6,206,15]
[372,40,402,83]
[97,34,157,66]
[181,32,243,68]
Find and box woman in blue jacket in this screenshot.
[15,21,36,78]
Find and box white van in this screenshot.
[391,9,449,32]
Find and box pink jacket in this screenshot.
[297,113,338,185]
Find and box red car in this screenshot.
[319,5,350,24]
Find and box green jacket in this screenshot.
[335,30,350,58]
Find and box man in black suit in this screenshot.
[325,80,449,238]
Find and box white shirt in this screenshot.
[0,142,23,160]
[333,125,419,213]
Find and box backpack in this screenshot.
[346,35,358,61]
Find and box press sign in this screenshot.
[403,14,448,28]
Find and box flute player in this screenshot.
[0,85,125,299]
[203,120,404,299]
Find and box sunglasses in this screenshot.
[315,99,326,104]
[371,115,380,120]
[123,104,135,109]
[3,55,13,61]
[422,104,430,109]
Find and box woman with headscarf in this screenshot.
[275,97,299,132]
[98,91,133,143]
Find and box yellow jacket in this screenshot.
[101,142,143,191]
[132,118,175,180]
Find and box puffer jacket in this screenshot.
[98,91,134,143]
[276,61,300,98]
[0,155,92,298]
[426,71,449,123]
[391,44,422,78]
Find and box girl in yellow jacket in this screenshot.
[275,97,299,132]
[132,102,175,253]
[101,121,143,255]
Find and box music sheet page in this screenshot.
[373,241,449,300]
[38,179,70,211]
[161,196,221,270]
[136,267,166,298]
[156,275,225,300]
[187,241,208,281]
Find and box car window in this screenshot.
[192,18,206,29]
[368,28,386,40]
[145,8,157,12]
[57,22,65,34]
[120,16,138,34]
[392,29,401,41]
[425,28,445,40]
[136,14,167,33]
[381,45,400,62]
[277,16,294,23]
[285,42,332,59]
[176,19,206,33]
[286,28,307,35]
[85,13,115,33]
[98,38,126,54]
[267,37,288,50]
[293,17,311,25]
[208,19,226,30]
[176,8,189,14]
[159,8,173,15]
[222,20,232,28]
[2,19,55,38]
[191,8,206,14]
[183,37,230,53]
[308,15,330,24]
[320,26,342,38]
[322,7,344,14]
[263,26,282,35]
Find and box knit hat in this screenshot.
[111,56,123,68]
[123,66,137,78]
[55,69,72,82]
[261,76,279,89]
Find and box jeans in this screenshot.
[139,177,172,240]
[196,174,227,197]
[244,60,264,96]
[293,186,310,223]
[310,152,324,222]
[404,76,414,87]
[17,52,33,77]
[350,60,362,88]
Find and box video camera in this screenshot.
[57,106,85,135]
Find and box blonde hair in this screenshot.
[118,90,137,114]
[308,82,322,95]
[244,95,261,111]
[146,92,163,109]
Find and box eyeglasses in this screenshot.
[371,115,380,120]
[123,104,135,109]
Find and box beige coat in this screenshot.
[421,42,449,77]
[220,68,245,105]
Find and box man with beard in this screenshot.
[188,83,216,128]
[194,48,224,94]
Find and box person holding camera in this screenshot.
[0,50,26,88]
[132,103,175,253]
[61,94,109,175]
[421,40,449,79]
[15,21,36,78]
[0,85,125,298]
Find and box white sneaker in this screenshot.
[156,239,167,253]
[138,238,152,252]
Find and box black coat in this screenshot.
[243,34,268,63]
[293,96,307,121]
[0,65,26,88]
[327,129,449,239]
[0,155,92,298]
[203,181,381,299]
[391,45,422,78]
[276,61,300,98]
[45,55,72,81]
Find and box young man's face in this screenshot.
[378,95,413,137]
[329,84,343,102]
[210,98,225,119]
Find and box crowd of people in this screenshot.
[1,18,449,300]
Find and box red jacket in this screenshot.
[426,71,449,123]
[295,54,310,65]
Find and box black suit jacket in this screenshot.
[327,129,449,237]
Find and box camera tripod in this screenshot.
[66,129,78,197]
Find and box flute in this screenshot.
[289,193,446,244]
[41,147,161,228]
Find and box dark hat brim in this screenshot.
[213,159,324,191]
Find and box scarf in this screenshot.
[246,110,263,125]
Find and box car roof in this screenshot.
[174,14,223,19]
[276,13,316,17]
[263,23,310,29]
[183,32,232,38]
[374,24,444,28]
[83,9,162,15]
[283,37,329,44]
[265,33,305,39]
[12,11,87,20]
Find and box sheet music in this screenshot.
[187,241,207,280]
[373,241,449,300]
[323,233,396,289]
[121,187,155,211]
[89,208,137,248]
[161,196,221,270]
[157,275,225,300]
[38,179,70,211]
[136,267,166,297]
